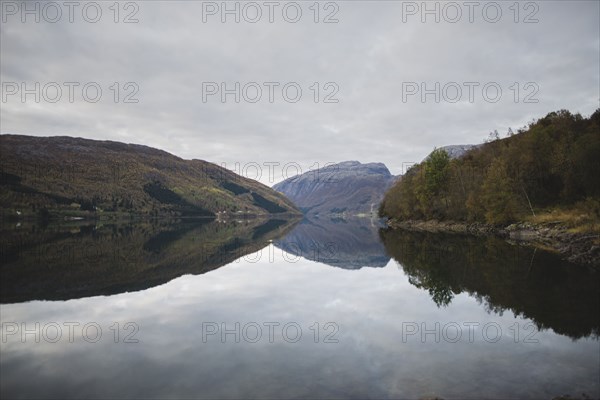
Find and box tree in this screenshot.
[417,148,451,217]
[480,158,520,225]
[487,130,500,142]
[424,148,451,196]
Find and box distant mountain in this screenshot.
[0,135,300,219]
[273,161,395,216]
[274,217,390,269]
[424,144,479,161]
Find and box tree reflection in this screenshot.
[380,228,600,339]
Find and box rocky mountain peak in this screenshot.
[273,161,395,216]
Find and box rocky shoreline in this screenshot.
[386,219,600,268]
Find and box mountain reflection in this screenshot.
[379,228,600,339]
[0,218,298,303]
[274,217,390,269]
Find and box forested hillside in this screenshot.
[380,109,600,226]
[0,135,300,220]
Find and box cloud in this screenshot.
[1,1,598,183]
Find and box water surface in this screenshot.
[1,218,598,399]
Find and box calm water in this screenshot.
[1,218,599,399]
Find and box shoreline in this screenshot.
[386,219,600,268]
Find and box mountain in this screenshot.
[424,144,479,161]
[273,217,390,269]
[0,135,300,219]
[273,161,395,216]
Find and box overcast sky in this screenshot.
[1,0,599,184]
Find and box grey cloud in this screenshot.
[1,0,598,183]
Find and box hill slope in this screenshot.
[380,109,600,225]
[273,161,395,216]
[0,135,300,219]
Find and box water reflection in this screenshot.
[1,222,599,399]
[274,217,390,269]
[380,228,600,340]
[0,218,299,303]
